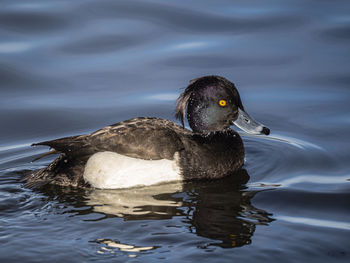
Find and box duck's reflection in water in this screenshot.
[38,170,273,248]
[86,182,184,220]
[84,169,274,248]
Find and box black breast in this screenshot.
[179,129,244,180]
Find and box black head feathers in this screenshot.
[175,75,245,132]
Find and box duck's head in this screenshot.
[176,75,270,135]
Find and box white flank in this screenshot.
[83,151,182,189]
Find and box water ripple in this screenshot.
[0,42,32,53]
[59,34,153,54]
[277,215,350,230]
[0,0,350,261]
[0,11,69,33]
[78,0,307,33]
[241,132,324,151]
[320,25,350,42]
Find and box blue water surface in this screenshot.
[0,0,350,262]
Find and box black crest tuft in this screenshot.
[175,91,191,128]
[175,78,199,128]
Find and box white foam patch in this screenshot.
[83,151,182,189]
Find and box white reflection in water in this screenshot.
[276,174,350,187]
[277,215,350,230]
[0,143,31,152]
[170,41,207,50]
[146,93,178,101]
[96,239,156,255]
[0,42,32,53]
[86,182,183,217]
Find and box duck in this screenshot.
[25,75,270,189]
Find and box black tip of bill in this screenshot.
[261,127,270,136]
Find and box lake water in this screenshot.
[1,0,350,262]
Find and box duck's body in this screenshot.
[26,117,244,188]
[25,76,269,189]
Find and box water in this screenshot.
[1,0,350,262]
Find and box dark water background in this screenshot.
[1,0,350,262]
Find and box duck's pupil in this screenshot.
[219,100,226,106]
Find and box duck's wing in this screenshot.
[33,117,188,160]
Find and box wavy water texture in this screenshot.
[0,0,350,262]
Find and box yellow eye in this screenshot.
[219,100,227,107]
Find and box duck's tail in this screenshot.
[24,152,69,188]
[24,153,89,189]
[24,135,92,189]
[23,168,54,189]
